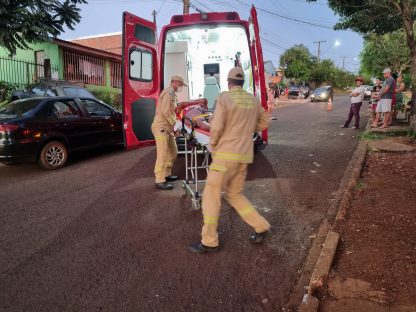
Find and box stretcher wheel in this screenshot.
[192,197,201,210]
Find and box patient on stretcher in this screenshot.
[176,98,212,131]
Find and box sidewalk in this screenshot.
[299,121,416,311]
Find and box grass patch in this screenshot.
[407,129,416,140]
[359,132,389,141]
[356,181,367,190]
[359,129,410,141]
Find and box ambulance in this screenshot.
[122,6,267,149]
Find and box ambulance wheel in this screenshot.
[192,198,201,210]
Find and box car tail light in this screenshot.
[0,124,19,132]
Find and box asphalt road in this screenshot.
[0,95,367,311]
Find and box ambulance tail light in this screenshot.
[226,12,237,20]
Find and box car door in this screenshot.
[79,99,121,145]
[122,11,159,149]
[48,99,92,150]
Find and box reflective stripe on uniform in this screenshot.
[168,115,176,125]
[213,152,252,162]
[229,89,255,109]
[238,206,255,217]
[155,135,167,141]
[154,165,164,172]
[203,215,219,225]
[210,163,227,172]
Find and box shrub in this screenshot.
[88,89,122,112]
[0,81,17,102]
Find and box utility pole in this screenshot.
[340,56,347,69]
[183,0,190,14]
[152,10,157,24]
[313,40,326,62]
[353,64,359,74]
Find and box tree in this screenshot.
[280,44,315,82]
[360,31,411,77]
[309,59,335,85]
[308,0,416,127]
[0,0,87,54]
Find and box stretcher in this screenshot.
[175,99,212,210]
[176,115,210,210]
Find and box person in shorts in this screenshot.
[371,68,395,129]
[370,78,382,125]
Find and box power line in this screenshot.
[233,0,333,29]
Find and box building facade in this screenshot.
[0,38,122,92]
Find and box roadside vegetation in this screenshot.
[279,44,357,89]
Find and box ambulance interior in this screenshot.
[163,24,253,112]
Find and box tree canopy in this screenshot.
[360,31,411,77]
[279,44,355,87]
[0,0,87,54]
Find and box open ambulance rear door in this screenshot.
[249,6,268,143]
[122,12,159,148]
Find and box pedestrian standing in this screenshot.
[371,68,396,129]
[152,74,188,190]
[392,74,405,122]
[370,78,382,125]
[188,67,271,254]
[340,76,365,129]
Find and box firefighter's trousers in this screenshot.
[152,126,178,183]
[201,160,271,247]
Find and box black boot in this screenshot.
[155,182,173,190]
[188,242,220,254]
[249,231,269,244]
[165,175,178,182]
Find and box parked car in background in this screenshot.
[288,85,309,99]
[11,80,98,101]
[0,97,123,169]
[364,86,372,100]
[310,86,334,102]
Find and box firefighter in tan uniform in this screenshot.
[189,67,271,253]
[152,74,188,190]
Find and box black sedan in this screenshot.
[0,97,123,169]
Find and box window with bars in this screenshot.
[63,50,105,86]
[110,61,122,89]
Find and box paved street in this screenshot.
[0,95,367,311]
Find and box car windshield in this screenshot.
[315,88,328,93]
[0,99,42,118]
[62,87,95,98]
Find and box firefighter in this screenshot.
[188,67,271,253]
[152,74,188,190]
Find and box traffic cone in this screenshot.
[326,98,333,111]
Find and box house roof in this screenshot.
[53,38,121,61]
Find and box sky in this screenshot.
[61,0,363,73]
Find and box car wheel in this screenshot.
[38,141,68,170]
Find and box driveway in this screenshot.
[0,95,366,311]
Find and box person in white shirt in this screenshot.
[340,77,365,129]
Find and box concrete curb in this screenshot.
[296,139,369,312]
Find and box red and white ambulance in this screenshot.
[122,6,267,149]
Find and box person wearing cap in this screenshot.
[371,68,396,128]
[152,74,188,190]
[340,76,365,129]
[188,67,271,254]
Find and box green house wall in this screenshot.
[0,40,120,93]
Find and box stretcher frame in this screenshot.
[180,119,210,210]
